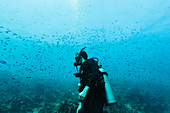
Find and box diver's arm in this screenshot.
[79,60,100,99]
[87,60,101,87]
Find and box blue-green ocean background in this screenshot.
[0,0,170,112]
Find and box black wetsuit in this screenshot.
[78,58,105,113]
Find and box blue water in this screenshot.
[0,0,170,112]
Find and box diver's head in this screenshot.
[75,51,87,64]
[80,51,88,60]
[74,47,88,66]
[80,51,88,64]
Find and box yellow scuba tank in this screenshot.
[99,68,117,106]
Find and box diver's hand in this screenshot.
[76,102,82,113]
[79,86,90,100]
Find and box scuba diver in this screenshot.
[73,47,117,113]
